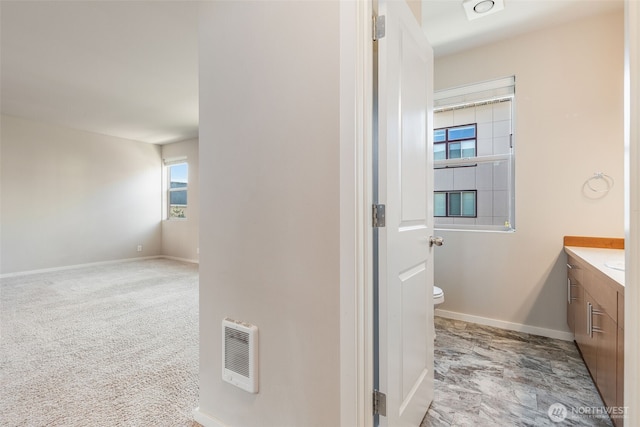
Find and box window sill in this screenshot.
[434,226,515,233]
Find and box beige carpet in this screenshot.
[0,259,199,426]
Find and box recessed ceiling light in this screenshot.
[474,0,494,14]
[462,0,505,21]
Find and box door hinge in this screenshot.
[373,390,387,416]
[373,204,386,228]
[373,15,386,41]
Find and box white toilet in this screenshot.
[433,286,444,340]
[433,285,444,305]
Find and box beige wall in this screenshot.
[197,1,341,426]
[161,138,199,262]
[0,115,162,274]
[433,10,625,337]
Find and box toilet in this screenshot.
[433,286,444,305]
[433,286,444,340]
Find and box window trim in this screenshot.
[166,160,188,220]
[433,76,516,232]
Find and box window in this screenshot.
[167,162,188,219]
[434,124,477,160]
[433,76,515,231]
[435,191,477,217]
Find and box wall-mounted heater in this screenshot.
[222,318,259,393]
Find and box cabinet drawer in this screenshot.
[567,256,583,284]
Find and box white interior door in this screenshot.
[375,0,434,426]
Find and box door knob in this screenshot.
[429,236,444,247]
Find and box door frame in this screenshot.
[340,2,640,427]
[339,1,375,427]
[340,1,436,426]
[624,0,639,424]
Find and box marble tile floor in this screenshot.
[422,317,614,427]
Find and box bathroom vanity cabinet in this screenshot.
[565,236,624,427]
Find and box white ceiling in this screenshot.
[423,0,623,57]
[0,1,623,145]
[0,1,199,145]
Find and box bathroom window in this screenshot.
[166,161,188,219]
[433,76,515,231]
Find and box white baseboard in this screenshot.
[161,255,199,264]
[193,407,228,427]
[435,308,575,341]
[0,256,163,279]
[0,255,197,279]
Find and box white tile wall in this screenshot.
[493,101,512,121]
[434,168,454,191]
[453,217,476,225]
[435,217,454,225]
[476,190,493,217]
[493,119,511,138]
[475,104,493,124]
[434,110,453,128]
[493,136,511,154]
[453,167,476,190]
[492,190,509,217]
[477,138,493,156]
[493,161,509,191]
[476,163,493,190]
[453,108,475,126]
[476,122,493,140]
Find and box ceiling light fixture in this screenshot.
[462,0,505,21]
[474,0,494,14]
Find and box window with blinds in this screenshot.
[433,76,515,231]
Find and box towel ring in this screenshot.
[585,172,614,193]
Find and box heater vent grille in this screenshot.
[222,318,258,393]
[225,329,250,377]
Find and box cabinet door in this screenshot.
[616,326,624,427]
[594,309,617,409]
[566,258,581,333]
[576,287,597,376]
[617,291,624,427]
[567,277,577,332]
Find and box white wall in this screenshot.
[161,138,199,262]
[433,10,625,337]
[197,2,341,426]
[0,115,162,274]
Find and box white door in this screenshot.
[375,0,434,426]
